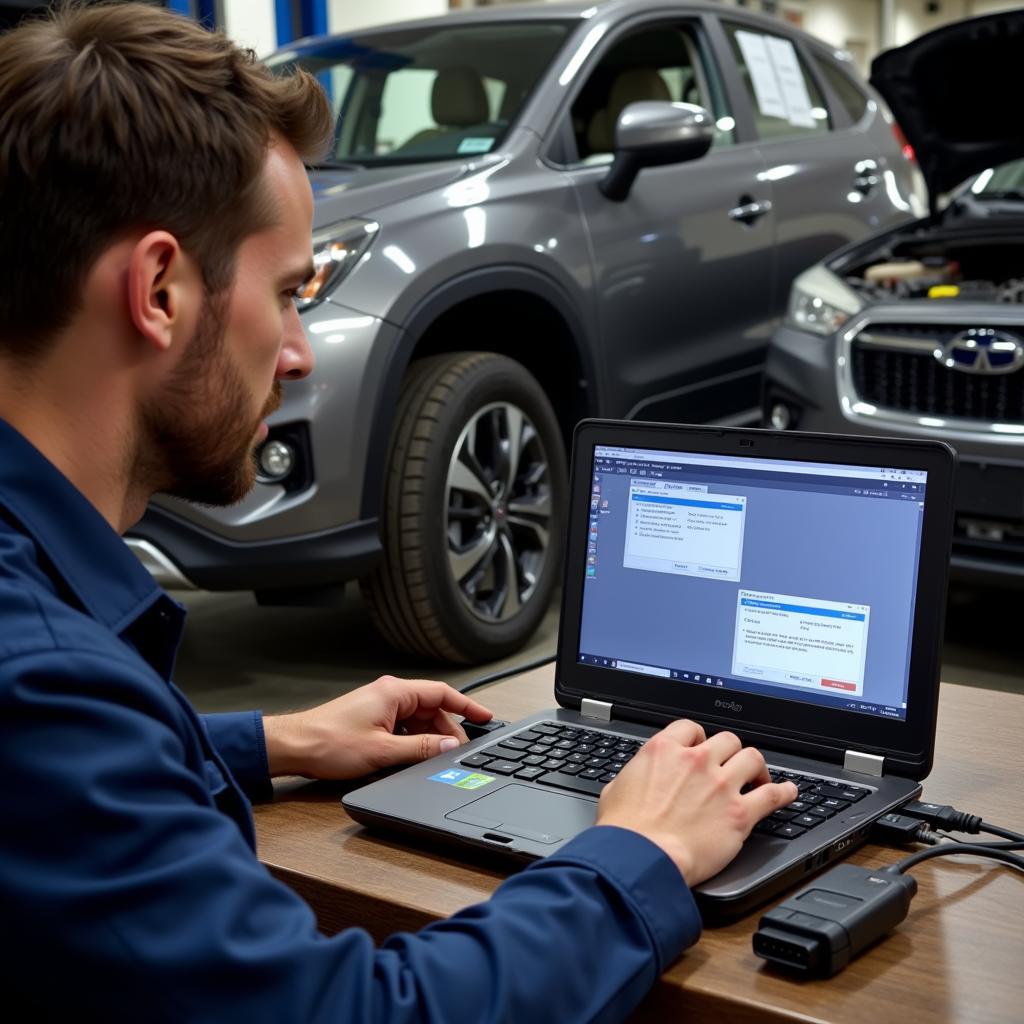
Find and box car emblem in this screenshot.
[936,328,1024,375]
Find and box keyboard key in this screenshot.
[585,757,609,768]
[754,819,779,835]
[542,758,566,770]
[599,772,618,784]
[515,766,546,781]
[533,725,560,736]
[774,824,807,839]
[579,768,603,780]
[770,809,799,822]
[499,738,531,751]
[522,754,546,766]
[485,746,526,762]
[794,814,825,829]
[486,760,522,775]
[517,730,542,743]
[537,771,604,796]
[528,744,551,755]
[805,807,834,820]
[460,753,493,768]
[560,762,585,775]
[820,798,850,812]
[815,783,868,802]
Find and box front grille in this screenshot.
[850,323,1024,423]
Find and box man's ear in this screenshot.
[126,231,201,353]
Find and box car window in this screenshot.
[812,54,868,125]
[567,23,736,165]
[375,69,508,156]
[267,21,571,164]
[724,23,830,142]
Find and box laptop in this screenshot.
[344,420,956,917]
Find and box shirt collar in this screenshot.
[0,417,179,642]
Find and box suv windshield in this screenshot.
[972,159,1024,199]
[267,21,572,165]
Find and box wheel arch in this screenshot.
[359,266,599,520]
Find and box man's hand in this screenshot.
[596,719,797,887]
[262,676,493,780]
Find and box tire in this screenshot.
[361,352,567,664]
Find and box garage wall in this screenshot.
[221,0,277,56]
[327,0,447,34]
[801,0,880,73]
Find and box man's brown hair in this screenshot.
[0,1,332,359]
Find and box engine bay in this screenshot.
[840,236,1024,304]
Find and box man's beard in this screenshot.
[137,291,282,507]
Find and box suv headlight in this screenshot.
[784,265,863,337]
[294,219,380,310]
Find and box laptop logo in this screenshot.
[714,699,743,713]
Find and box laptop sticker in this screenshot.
[429,769,496,790]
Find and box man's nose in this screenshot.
[277,306,314,380]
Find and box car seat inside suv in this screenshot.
[396,65,497,155]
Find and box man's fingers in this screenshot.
[386,678,493,724]
[660,718,707,747]
[721,744,771,788]
[703,730,743,765]
[383,731,462,766]
[743,780,799,825]
[401,710,468,744]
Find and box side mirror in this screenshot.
[599,101,715,202]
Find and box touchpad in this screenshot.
[446,784,597,845]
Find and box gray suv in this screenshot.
[765,11,1024,584]
[128,0,920,662]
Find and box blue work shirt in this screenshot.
[0,417,702,1022]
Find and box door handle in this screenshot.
[852,159,879,196]
[728,198,772,224]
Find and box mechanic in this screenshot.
[0,4,796,1021]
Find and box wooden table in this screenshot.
[254,670,1024,1023]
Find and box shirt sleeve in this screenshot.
[201,709,273,803]
[1,648,701,1024]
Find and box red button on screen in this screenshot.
[821,679,856,691]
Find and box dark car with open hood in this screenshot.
[765,10,1024,584]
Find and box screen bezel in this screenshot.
[554,420,956,779]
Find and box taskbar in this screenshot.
[577,652,905,721]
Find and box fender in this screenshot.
[359,264,601,521]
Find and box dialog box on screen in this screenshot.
[623,479,747,582]
[731,590,871,697]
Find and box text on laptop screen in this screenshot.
[577,445,928,722]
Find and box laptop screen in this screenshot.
[576,444,928,723]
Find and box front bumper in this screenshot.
[127,506,381,592]
[766,323,1024,582]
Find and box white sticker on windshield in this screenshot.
[736,30,816,129]
[458,137,495,154]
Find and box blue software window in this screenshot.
[578,446,927,721]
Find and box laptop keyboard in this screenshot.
[460,721,873,841]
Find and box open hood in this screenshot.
[870,10,1024,216]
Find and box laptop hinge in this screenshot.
[844,750,885,777]
[581,698,613,722]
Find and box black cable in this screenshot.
[979,821,1024,843]
[457,653,556,695]
[886,842,1024,875]
[897,801,1024,843]
[929,830,1024,852]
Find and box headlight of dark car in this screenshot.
[294,219,380,310]
[784,265,864,337]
